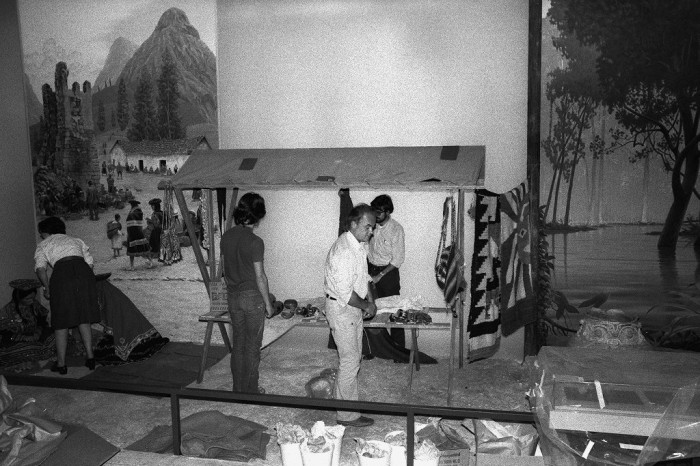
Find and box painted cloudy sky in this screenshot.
[18,0,216,97]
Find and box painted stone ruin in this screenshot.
[38,62,99,187]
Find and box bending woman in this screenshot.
[34,216,100,374]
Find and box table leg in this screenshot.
[407,343,415,391]
[412,329,420,372]
[218,322,232,352]
[197,322,215,384]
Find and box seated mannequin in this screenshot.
[0,279,55,370]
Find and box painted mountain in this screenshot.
[121,7,217,126]
[94,37,138,90]
[92,7,217,134]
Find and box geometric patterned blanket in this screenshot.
[467,190,501,362]
[499,182,536,336]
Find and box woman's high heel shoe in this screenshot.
[50,363,67,375]
[85,358,95,370]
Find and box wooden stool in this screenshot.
[196,310,232,384]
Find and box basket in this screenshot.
[438,448,470,466]
[209,280,228,313]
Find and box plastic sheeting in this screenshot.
[529,346,700,465]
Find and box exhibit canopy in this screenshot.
[169,146,485,191]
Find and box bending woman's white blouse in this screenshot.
[34,234,94,269]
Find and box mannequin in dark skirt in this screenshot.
[146,198,164,262]
[126,200,152,270]
[34,216,100,374]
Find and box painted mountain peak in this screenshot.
[118,7,217,126]
[94,37,138,90]
[155,7,200,39]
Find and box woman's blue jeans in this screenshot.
[226,289,265,393]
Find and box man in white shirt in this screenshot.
[366,194,408,353]
[323,204,377,428]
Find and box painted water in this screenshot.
[550,225,698,317]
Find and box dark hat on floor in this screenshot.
[148,198,161,206]
[128,200,141,207]
[9,279,42,291]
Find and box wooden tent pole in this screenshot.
[448,188,466,404]
[447,309,456,405]
[174,188,211,292]
[457,189,466,368]
[225,188,239,232]
[215,188,239,278]
[526,0,543,355]
[206,189,216,281]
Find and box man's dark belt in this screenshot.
[325,294,337,301]
[55,255,83,265]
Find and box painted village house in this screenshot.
[107,136,211,173]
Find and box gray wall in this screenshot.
[0,0,39,304]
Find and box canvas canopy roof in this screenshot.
[169,146,485,191]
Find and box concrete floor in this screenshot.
[5,326,530,465]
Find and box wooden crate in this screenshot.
[439,448,470,466]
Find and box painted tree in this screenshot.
[550,0,700,252]
[157,50,183,140]
[116,78,130,131]
[111,108,116,129]
[541,29,600,226]
[96,99,106,132]
[127,70,159,142]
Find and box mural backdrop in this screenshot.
[19,0,216,215]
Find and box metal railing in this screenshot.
[5,374,534,465]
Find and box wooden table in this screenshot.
[197,308,451,387]
[299,312,451,389]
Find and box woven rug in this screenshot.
[80,341,228,388]
[467,190,502,362]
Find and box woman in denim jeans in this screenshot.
[220,193,274,393]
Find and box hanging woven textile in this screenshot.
[160,184,182,265]
[499,182,535,335]
[434,195,467,313]
[467,190,502,362]
[200,189,210,250]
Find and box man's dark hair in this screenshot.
[38,216,66,235]
[234,192,267,225]
[346,204,374,226]
[370,194,394,214]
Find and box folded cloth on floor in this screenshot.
[126,410,270,462]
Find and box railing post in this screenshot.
[171,393,181,455]
[407,409,414,466]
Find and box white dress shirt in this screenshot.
[368,217,405,268]
[323,232,370,305]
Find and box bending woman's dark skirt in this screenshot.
[49,256,100,329]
